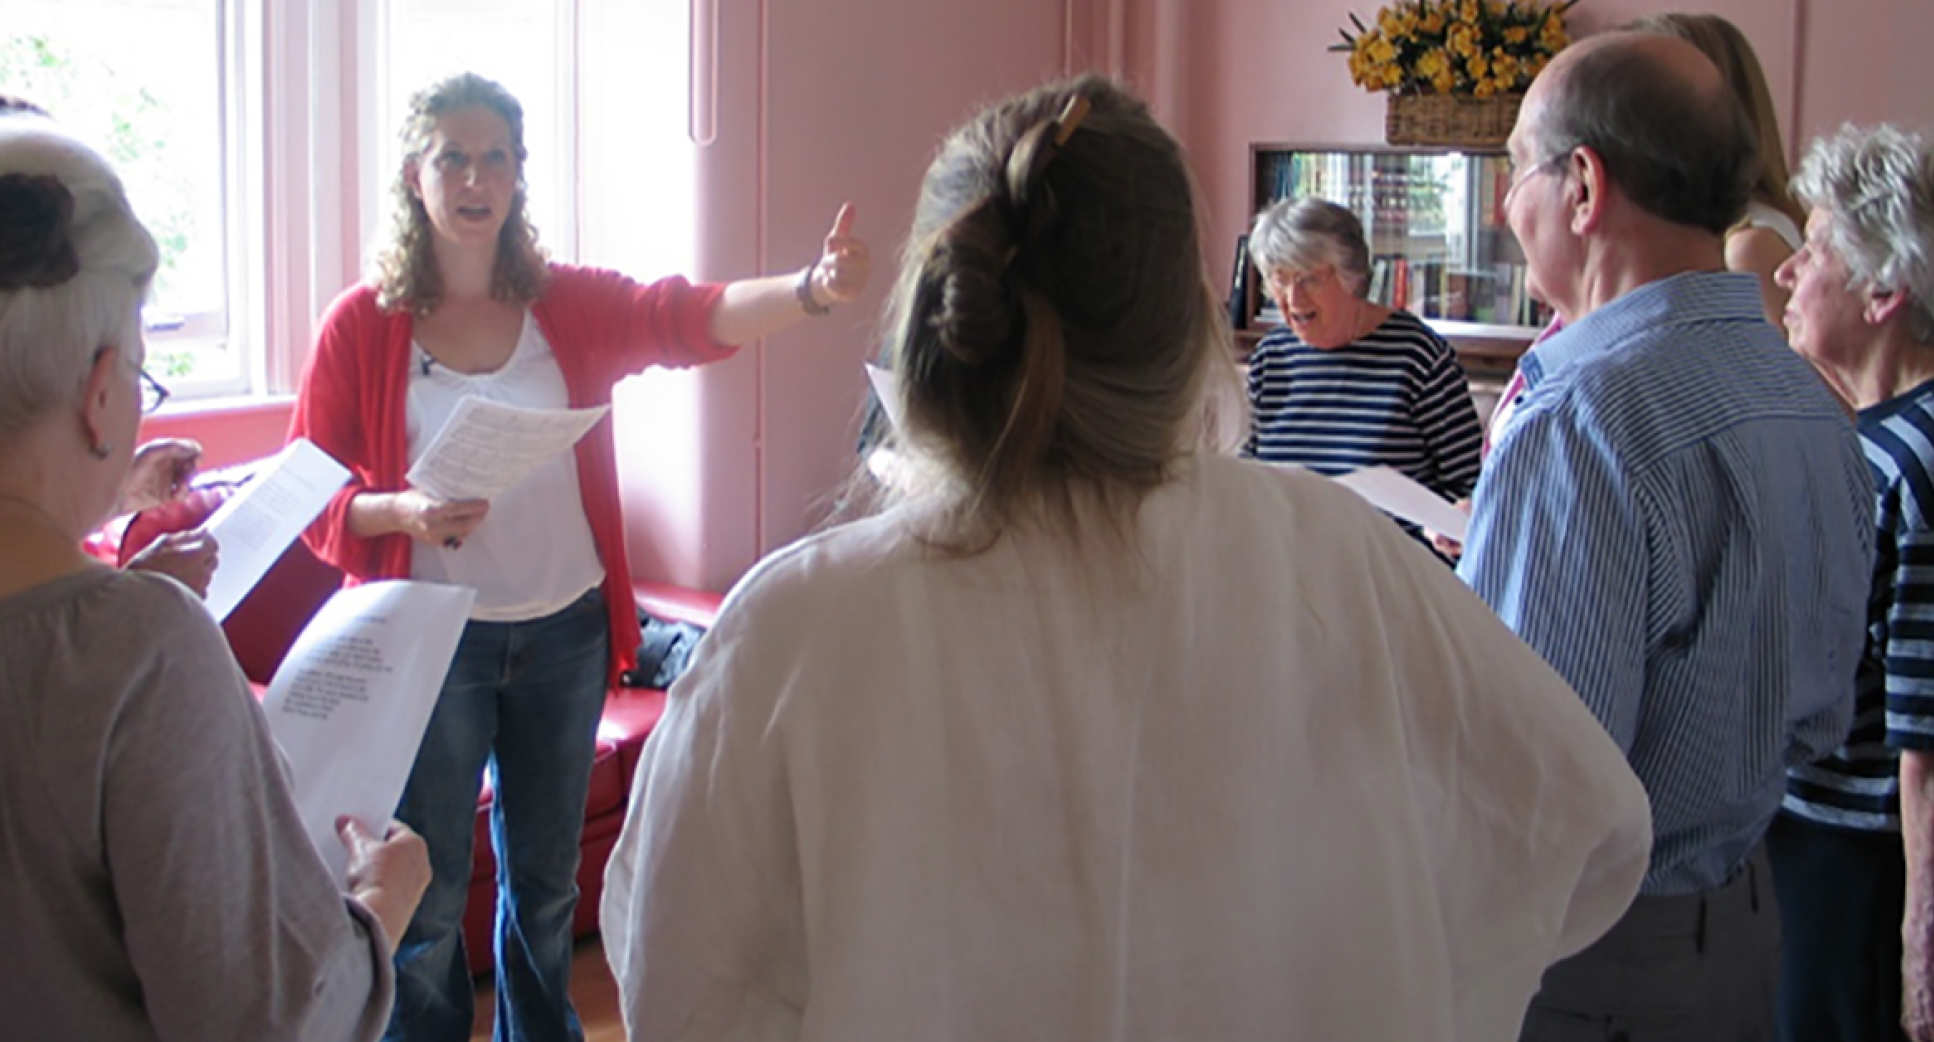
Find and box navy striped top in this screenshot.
[1243,311,1483,511]
[1457,271,1875,895]
[1784,378,1934,832]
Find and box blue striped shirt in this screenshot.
[1784,378,1934,831]
[1244,311,1483,509]
[1458,271,1875,895]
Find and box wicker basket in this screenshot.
[1385,92,1522,148]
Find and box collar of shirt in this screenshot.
[1519,271,1765,392]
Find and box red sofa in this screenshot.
[115,477,719,976]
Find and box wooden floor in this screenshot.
[470,935,625,1041]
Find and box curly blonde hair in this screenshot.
[373,72,547,314]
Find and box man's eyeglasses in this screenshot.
[1503,153,1567,207]
[138,366,170,414]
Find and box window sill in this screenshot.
[139,394,297,469]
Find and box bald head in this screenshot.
[1520,30,1757,234]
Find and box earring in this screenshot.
[89,441,111,460]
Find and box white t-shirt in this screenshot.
[406,312,604,621]
[602,453,1652,1042]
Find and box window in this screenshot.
[3,0,242,394]
[5,0,696,407]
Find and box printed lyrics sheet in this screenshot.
[259,580,476,882]
[405,397,609,502]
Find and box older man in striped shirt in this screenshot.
[1457,31,1875,1042]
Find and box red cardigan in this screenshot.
[286,264,733,682]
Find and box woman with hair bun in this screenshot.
[601,75,1652,1042]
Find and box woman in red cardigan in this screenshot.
[287,71,868,1042]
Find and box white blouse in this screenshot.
[405,312,604,621]
[602,453,1651,1042]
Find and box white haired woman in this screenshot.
[0,107,429,1039]
[1767,122,1934,1042]
[600,76,1650,1042]
[1243,197,1483,554]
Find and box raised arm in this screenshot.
[707,203,871,346]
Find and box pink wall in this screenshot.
[1791,0,1934,148]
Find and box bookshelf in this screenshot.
[1232,143,1551,383]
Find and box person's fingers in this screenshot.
[826,201,856,243]
[337,814,377,855]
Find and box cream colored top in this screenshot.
[602,454,1651,1042]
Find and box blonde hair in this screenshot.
[1629,12,1806,229]
[372,72,547,314]
[864,75,1235,554]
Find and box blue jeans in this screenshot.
[383,588,609,1042]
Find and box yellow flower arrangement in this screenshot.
[1336,0,1575,96]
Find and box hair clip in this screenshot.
[1051,94,1091,148]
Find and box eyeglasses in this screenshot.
[1503,153,1566,207]
[137,366,170,414]
[1267,266,1337,298]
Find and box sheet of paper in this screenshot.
[259,580,476,883]
[864,362,904,429]
[1333,465,1470,543]
[201,438,350,622]
[405,397,609,502]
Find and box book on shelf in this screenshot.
[1227,233,1250,330]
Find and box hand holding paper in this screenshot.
[336,816,431,945]
[200,438,351,621]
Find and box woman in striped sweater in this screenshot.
[1243,197,1483,550]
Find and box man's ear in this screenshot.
[1567,146,1608,236]
[1866,286,1915,328]
[77,346,120,455]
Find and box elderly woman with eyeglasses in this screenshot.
[0,94,216,594]
[1243,197,1483,551]
[0,105,431,1041]
[1764,122,1934,1042]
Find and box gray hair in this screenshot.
[1531,33,1756,235]
[1791,123,1934,345]
[0,112,157,440]
[1247,198,1371,297]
